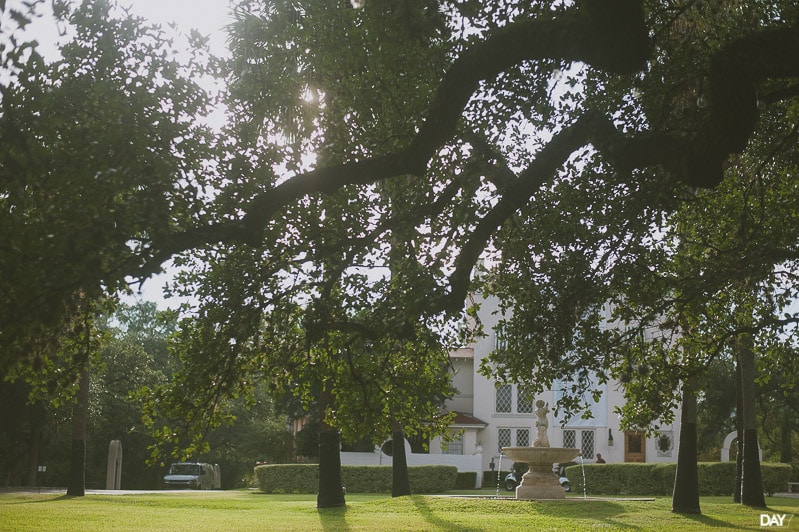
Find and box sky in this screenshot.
[120,2,232,309]
[16,0,235,309]
[23,0,233,58]
[127,0,233,51]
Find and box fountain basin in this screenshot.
[502,447,581,500]
[502,446,581,465]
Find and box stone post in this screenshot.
[106,440,122,490]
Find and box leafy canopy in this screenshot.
[3,0,799,443]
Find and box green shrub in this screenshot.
[341,466,392,493]
[652,464,676,494]
[696,462,790,496]
[255,464,318,494]
[565,463,658,495]
[454,471,478,489]
[761,463,792,496]
[482,470,507,489]
[408,466,458,493]
[563,461,792,496]
[255,464,458,494]
[698,462,733,496]
[341,465,458,493]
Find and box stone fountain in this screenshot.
[502,400,580,500]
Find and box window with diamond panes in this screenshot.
[516,428,530,447]
[498,428,511,452]
[581,430,595,459]
[495,384,512,413]
[563,429,576,448]
[498,428,532,452]
[517,386,534,413]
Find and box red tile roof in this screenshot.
[450,411,488,427]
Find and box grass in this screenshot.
[0,489,797,531]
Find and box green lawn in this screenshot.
[0,490,796,531]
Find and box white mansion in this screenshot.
[341,295,682,486]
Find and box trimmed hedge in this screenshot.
[564,462,792,496]
[407,465,459,493]
[483,470,511,488]
[454,471,478,489]
[255,464,318,494]
[255,464,458,494]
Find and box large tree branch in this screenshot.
[407,0,649,156]
[442,113,603,312]
[185,1,650,248]
[231,18,799,251]
[130,9,799,304]
[694,26,799,187]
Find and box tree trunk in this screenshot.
[737,333,765,508]
[672,378,700,514]
[24,422,41,487]
[24,401,45,487]
[316,386,345,508]
[733,360,743,503]
[391,419,411,497]
[317,429,345,508]
[66,359,90,497]
[780,408,792,464]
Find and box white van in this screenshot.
[163,462,216,490]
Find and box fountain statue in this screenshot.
[533,400,550,447]
[502,400,580,500]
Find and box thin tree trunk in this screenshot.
[391,419,411,497]
[780,408,792,464]
[737,333,765,508]
[24,401,45,487]
[317,385,345,508]
[66,358,90,497]
[672,378,700,514]
[733,360,743,503]
[24,422,41,487]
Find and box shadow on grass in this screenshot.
[410,496,475,531]
[678,512,750,529]
[532,499,628,518]
[413,496,641,530]
[537,499,753,530]
[7,494,76,504]
[317,504,350,532]
[317,496,468,532]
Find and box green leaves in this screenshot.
[1,0,218,371]
[5,0,799,458]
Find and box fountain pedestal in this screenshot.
[502,446,581,500]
